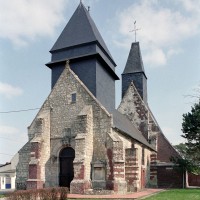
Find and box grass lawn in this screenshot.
[144,189,200,200]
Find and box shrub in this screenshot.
[7,187,68,200]
[58,187,69,200]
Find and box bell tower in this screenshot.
[122,42,147,104]
[46,2,119,111]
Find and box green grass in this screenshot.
[144,189,200,200]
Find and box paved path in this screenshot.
[68,189,164,199]
[0,188,164,199]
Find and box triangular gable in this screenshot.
[118,81,149,126]
[29,61,111,130]
[118,81,180,160]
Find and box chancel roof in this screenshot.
[112,109,155,151]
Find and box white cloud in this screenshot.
[0,82,23,99]
[0,125,19,136]
[0,125,22,163]
[144,48,166,66]
[179,0,200,13]
[0,125,27,145]
[0,0,68,46]
[115,0,200,67]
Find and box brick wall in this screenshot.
[188,173,200,187]
[157,166,183,188]
[157,133,180,162]
[125,148,139,192]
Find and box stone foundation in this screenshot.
[70,180,91,194]
[26,180,44,189]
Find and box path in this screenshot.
[68,189,164,199]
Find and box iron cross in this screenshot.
[130,21,140,42]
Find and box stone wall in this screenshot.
[106,131,127,193]
[70,106,93,194]
[149,153,157,187]
[118,80,183,190]
[39,65,113,192]
[16,142,31,190]
[118,82,149,140]
[16,63,159,193]
[26,110,51,189]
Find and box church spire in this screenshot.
[50,2,114,62]
[46,2,119,111]
[122,42,147,104]
[123,42,146,75]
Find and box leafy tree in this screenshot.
[170,100,200,188]
[182,100,200,164]
[173,143,188,159]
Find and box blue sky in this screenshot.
[0,0,200,164]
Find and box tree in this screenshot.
[173,143,188,159]
[173,143,200,174]
[182,100,200,164]
[170,100,200,188]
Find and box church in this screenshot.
[15,2,182,194]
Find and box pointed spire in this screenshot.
[123,42,146,76]
[122,42,147,103]
[50,2,113,61]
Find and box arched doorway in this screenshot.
[59,147,75,187]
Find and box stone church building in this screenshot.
[16,2,181,194]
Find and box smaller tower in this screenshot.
[122,42,147,104]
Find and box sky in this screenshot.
[0,0,200,164]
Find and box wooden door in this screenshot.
[59,147,75,188]
[141,168,146,189]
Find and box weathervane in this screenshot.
[130,21,141,42]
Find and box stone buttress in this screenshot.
[70,105,93,194]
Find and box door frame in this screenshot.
[59,147,75,187]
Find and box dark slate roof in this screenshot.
[51,2,114,62]
[123,42,146,75]
[112,109,155,151]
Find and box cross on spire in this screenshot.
[130,21,140,42]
